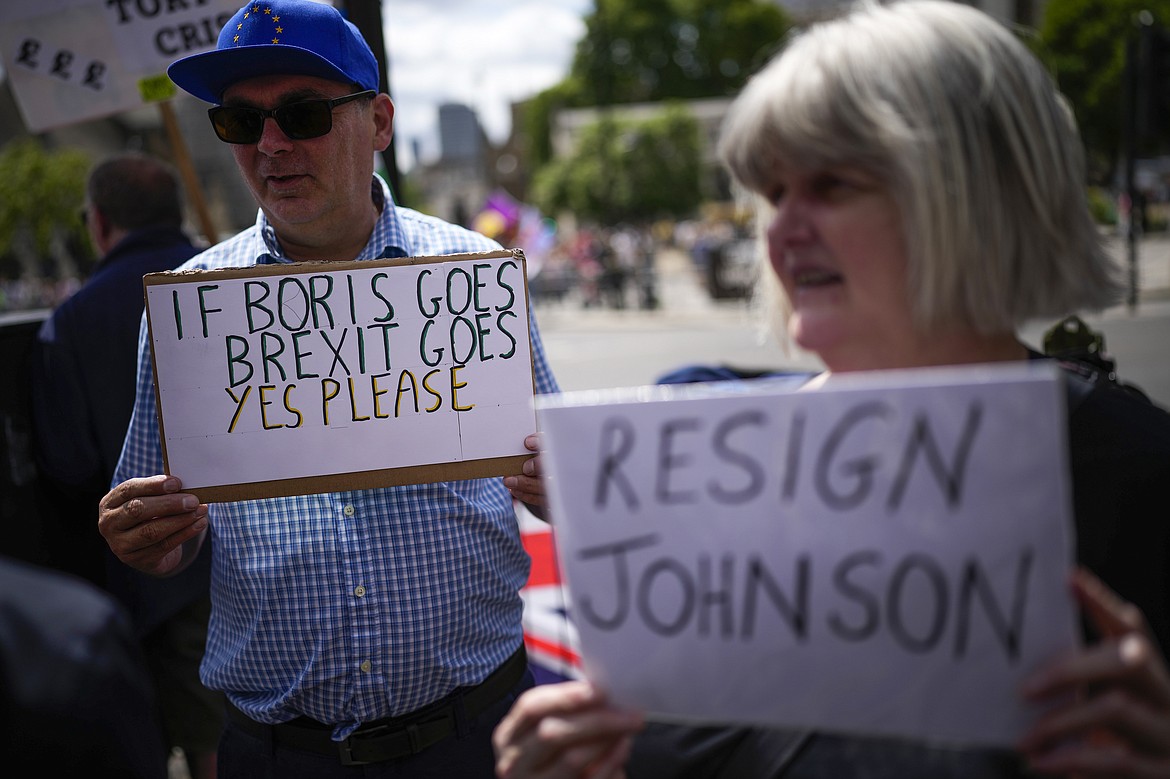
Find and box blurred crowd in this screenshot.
[0,204,761,317]
[528,217,757,310]
[0,275,82,312]
[531,224,660,310]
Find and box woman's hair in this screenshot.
[719,0,1122,333]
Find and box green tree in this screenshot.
[532,103,702,223]
[573,0,788,104]
[0,139,91,274]
[1037,0,1170,181]
[523,0,789,168]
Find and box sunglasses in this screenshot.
[207,90,376,144]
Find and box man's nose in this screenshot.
[255,116,294,154]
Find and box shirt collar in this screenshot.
[255,174,408,265]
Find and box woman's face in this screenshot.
[764,164,920,372]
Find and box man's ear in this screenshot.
[90,207,113,255]
[372,93,394,152]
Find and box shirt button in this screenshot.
[354,585,366,597]
[343,504,355,517]
[360,660,372,673]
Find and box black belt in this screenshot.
[226,646,527,766]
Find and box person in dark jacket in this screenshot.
[0,555,167,779]
[31,152,222,779]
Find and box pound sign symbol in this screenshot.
[82,61,106,90]
[50,49,74,80]
[16,39,40,68]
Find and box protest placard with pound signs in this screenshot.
[0,0,240,132]
[536,362,1080,747]
[143,249,537,502]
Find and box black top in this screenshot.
[30,227,212,634]
[33,226,198,489]
[1066,371,1170,654]
[0,556,167,778]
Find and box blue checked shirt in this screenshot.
[113,176,559,737]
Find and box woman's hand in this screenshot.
[493,680,645,779]
[1018,567,1170,776]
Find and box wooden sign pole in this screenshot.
[158,101,219,246]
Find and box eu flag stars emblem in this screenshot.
[233,5,282,47]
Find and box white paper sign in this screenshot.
[0,0,241,132]
[144,250,536,501]
[537,363,1080,747]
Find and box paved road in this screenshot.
[536,236,1170,408]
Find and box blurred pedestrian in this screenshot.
[0,555,168,779]
[31,151,222,779]
[634,227,659,310]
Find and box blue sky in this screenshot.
[384,0,592,169]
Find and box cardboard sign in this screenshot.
[536,363,1081,747]
[0,0,241,132]
[143,249,537,502]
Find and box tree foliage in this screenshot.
[532,103,702,223]
[1036,0,1170,180]
[522,0,789,169]
[0,139,91,272]
[576,0,788,103]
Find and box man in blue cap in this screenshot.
[97,2,558,776]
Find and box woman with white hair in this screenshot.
[493,2,1170,776]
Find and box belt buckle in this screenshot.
[338,723,393,766]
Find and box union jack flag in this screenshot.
[517,507,582,684]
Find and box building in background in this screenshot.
[551,97,735,203]
[539,0,1052,210]
[439,102,484,163]
[412,101,492,227]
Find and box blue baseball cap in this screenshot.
[167,0,379,105]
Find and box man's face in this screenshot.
[220,73,394,260]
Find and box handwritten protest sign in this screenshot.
[0,0,240,132]
[536,362,1080,746]
[143,249,537,502]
